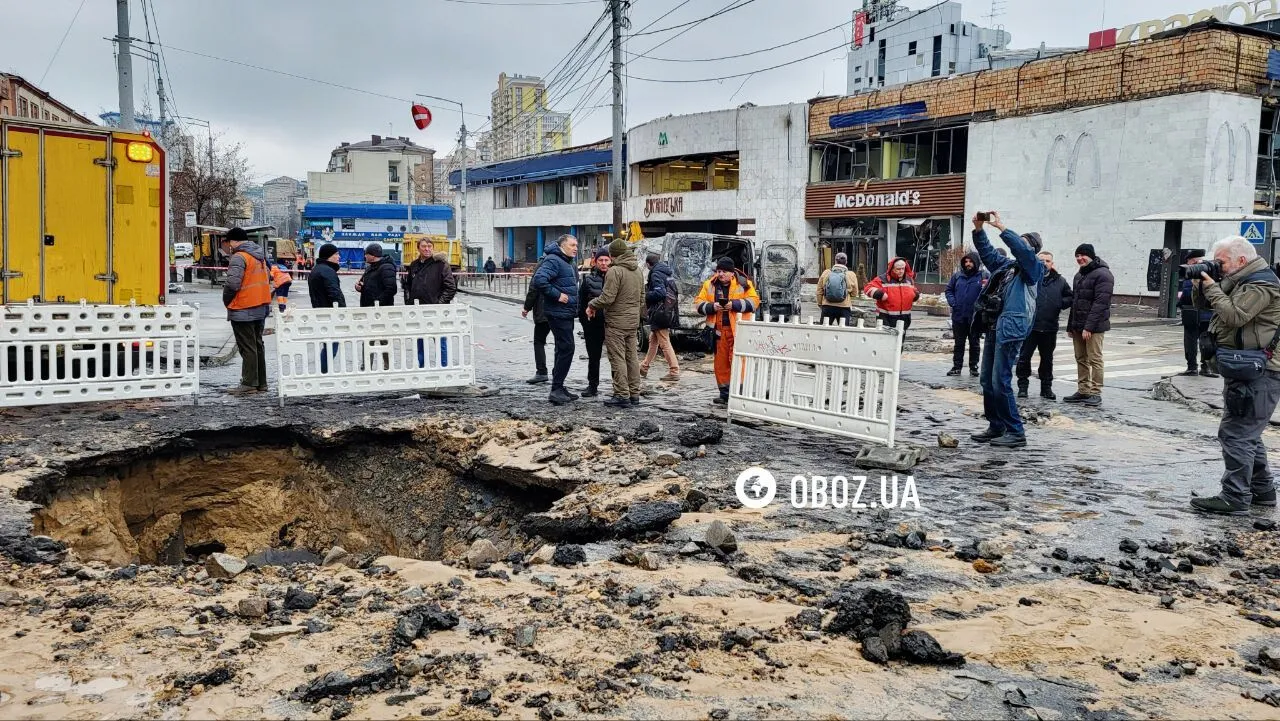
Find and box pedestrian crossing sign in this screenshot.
[1241,221,1266,244]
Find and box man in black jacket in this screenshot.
[522,271,551,385]
[355,243,397,307]
[1017,251,1072,400]
[307,243,346,373]
[577,247,611,397]
[403,238,457,305]
[530,235,581,405]
[1066,244,1115,407]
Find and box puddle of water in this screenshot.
[33,674,72,693]
[74,677,128,696]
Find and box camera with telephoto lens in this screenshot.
[1180,259,1223,281]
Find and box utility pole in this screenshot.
[115,0,136,131]
[610,0,625,234]
[460,108,468,251]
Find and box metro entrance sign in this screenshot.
[1090,0,1280,49]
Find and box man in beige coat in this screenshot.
[588,238,645,407]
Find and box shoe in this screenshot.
[1253,489,1277,507]
[1179,368,1198,377]
[581,388,599,398]
[970,367,980,377]
[527,374,549,385]
[256,386,268,392]
[1080,395,1101,407]
[640,365,649,378]
[1063,393,1088,403]
[548,388,575,405]
[1200,364,1220,378]
[660,372,680,382]
[971,427,1004,443]
[990,433,1027,448]
[1189,495,1249,515]
[604,395,631,408]
[947,367,961,377]
[713,397,728,406]
[1040,384,1057,401]
[630,398,640,406]
[226,385,260,396]
[564,389,580,401]
[1016,382,1029,399]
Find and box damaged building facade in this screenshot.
[808,21,1280,299]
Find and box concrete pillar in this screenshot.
[536,227,545,258]
[506,228,514,260]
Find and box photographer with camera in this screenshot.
[969,211,1045,449]
[1189,236,1280,515]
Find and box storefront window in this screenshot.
[634,153,739,195]
[894,219,952,284]
[812,126,967,182]
[1258,105,1278,212]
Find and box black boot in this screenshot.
[1040,381,1056,400]
[1017,379,1029,399]
[1200,363,1219,378]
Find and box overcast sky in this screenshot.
[6,0,1211,184]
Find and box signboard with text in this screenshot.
[805,175,965,219]
[1089,0,1280,49]
[644,195,685,218]
[854,11,867,48]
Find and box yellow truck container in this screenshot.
[1,118,167,304]
[402,233,462,269]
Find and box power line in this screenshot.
[630,18,848,62]
[626,39,849,83]
[38,0,87,86]
[440,0,595,4]
[629,0,693,36]
[626,0,757,37]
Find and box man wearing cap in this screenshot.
[355,243,398,307]
[1066,243,1115,407]
[222,227,271,394]
[588,238,645,407]
[695,258,760,406]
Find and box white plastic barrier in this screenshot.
[728,317,903,447]
[0,300,200,407]
[275,303,475,404]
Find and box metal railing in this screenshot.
[455,273,532,302]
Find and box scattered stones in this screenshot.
[718,626,761,651]
[630,420,663,443]
[1017,598,1042,607]
[465,539,502,569]
[1255,519,1277,531]
[250,625,305,642]
[514,625,538,648]
[1259,647,1280,671]
[1119,539,1140,554]
[467,689,492,705]
[679,543,701,556]
[1160,596,1175,609]
[1181,662,1198,675]
[684,489,709,512]
[709,708,730,720]
[972,559,998,574]
[204,553,248,580]
[823,586,964,666]
[853,445,922,472]
[610,502,683,538]
[677,420,723,447]
[530,574,557,590]
[551,545,587,567]
[1050,548,1070,561]
[304,618,333,635]
[702,521,737,554]
[284,587,319,611]
[322,547,350,567]
[937,433,958,449]
[789,609,824,631]
[529,545,556,565]
[639,552,663,571]
[652,451,682,467]
[394,604,460,646]
[236,597,269,619]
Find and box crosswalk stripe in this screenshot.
[1054,364,1189,383]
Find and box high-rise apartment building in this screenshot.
[490,73,572,161]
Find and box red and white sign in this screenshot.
[411,104,433,130]
[854,11,867,48]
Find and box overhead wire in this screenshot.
[626,0,756,37]
[630,18,849,62]
[38,0,87,86]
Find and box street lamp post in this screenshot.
[416,94,467,253]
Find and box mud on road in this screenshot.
[2,352,1280,719]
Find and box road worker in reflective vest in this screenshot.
[222,227,271,395]
[269,262,293,313]
[694,257,760,406]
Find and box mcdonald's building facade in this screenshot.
[807,22,1280,301]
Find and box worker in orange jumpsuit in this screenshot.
[269,262,293,313]
[695,258,760,406]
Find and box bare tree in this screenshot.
[170,132,251,235]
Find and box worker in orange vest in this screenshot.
[221,227,271,395]
[694,258,760,406]
[269,262,292,313]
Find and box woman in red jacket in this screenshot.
[863,257,920,335]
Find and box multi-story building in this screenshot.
[810,20,1280,304]
[0,74,93,124]
[489,73,572,161]
[263,176,304,239]
[308,135,435,206]
[847,1,1010,93]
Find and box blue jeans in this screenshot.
[319,342,340,374]
[980,330,1026,436]
[417,338,449,368]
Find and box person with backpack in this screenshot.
[816,252,856,326]
[863,258,920,335]
[578,247,611,398]
[945,252,988,376]
[969,211,1045,449]
[641,253,681,381]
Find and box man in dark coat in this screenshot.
[944,252,987,376]
[355,243,397,307]
[1017,251,1073,400]
[307,243,346,309]
[523,269,551,385]
[1065,243,1115,407]
[530,235,580,405]
[1178,249,1217,377]
[403,238,457,305]
[641,253,680,381]
[577,247,611,398]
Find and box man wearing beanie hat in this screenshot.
[695,257,760,405]
[588,238,645,406]
[222,226,271,394]
[969,211,1045,448]
[308,243,347,373]
[1065,243,1115,407]
[577,246,612,398]
[355,242,397,307]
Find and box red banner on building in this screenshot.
[854,11,867,48]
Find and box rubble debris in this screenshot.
[610,502,683,538]
[465,539,502,569]
[237,597,268,619]
[529,545,555,565]
[678,421,723,447]
[204,553,248,579]
[652,451,682,467]
[551,545,587,567]
[822,586,963,666]
[250,625,305,642]
[284,586,319,611]
[323,546,350,567]
[290,659,397,702]
[853,445,922,472]
[702,521,737,554]
[937,433,958,449]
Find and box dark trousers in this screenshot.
[1016,330,1057,384]
[532,321,550,375]
[583,321,605,391]
[548,317,575,390]
[878,313,912,338]
[1182,308,1210,369]
[232,319,267,388]
[1218,373,1280,505]
[980,329,1026,436]
[820,306,852,326]
[952,317,982,370]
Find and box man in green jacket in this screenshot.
[587,238,645,407]
[1192,235,1280,515]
